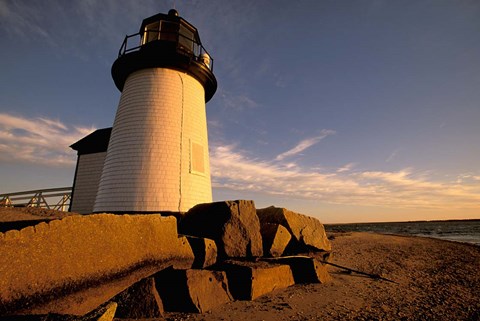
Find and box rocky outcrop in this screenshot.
[111,277,163,319]
[257,206,331,253]
[8,302,118,321]
[0,214,194,316]
[155,268,233,313]
[217,261,295,300]
[260,223,292,257]
[185,236,218,268]
[179,200,263,258]
[0,203,332,318]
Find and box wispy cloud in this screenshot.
[219,90,259,110]
[386,149,399,162]
[337,162,356,173]
[211,144,480,210]
[0,1,57,46]
[456,173,480,183]
[275,130,335,161]
[0,0,159,60]
[0,113,95,167]
[274,74,287,88]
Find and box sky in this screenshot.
[0,0,479,223]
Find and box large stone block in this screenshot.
[216,261,295,300]
[260,223,291,257]
[179,200,263,258]
[177,236,196,267]
[111,277,163,319]
[0,214,194,316]
[5,301,118,321]
[185,236,217,268]
[155,268,233,313]
[257,206,331,253]
[262,256,331,284]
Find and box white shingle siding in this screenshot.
[70,152,107,214]
[94,68,211,213]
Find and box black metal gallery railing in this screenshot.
[118,31,214,71]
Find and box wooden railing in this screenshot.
[0,187,72,211]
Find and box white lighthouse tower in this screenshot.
[93,9,217,213]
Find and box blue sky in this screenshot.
[0,0,479,223]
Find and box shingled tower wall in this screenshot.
[93,9,217,213]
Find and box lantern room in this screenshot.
[141,9,198,55]
[112,9,217,101]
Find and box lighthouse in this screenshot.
[92,9,217,213]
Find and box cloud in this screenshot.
[275,130,335,161]
[2,112,477,211]
[219,90,259,110]
[386,149,399,162]
[207,119,223,129]
[275,76,287,88]
[337,162,356,173]
[0,1,56,46]
[0,113,95,167]
[0,0,161,61]
[210,144,480,210]
[456,173,480,184]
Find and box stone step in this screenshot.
[154,268,233,313]
[261,256,331,284]
[215,260,295,300]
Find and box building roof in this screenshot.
[70,127,112,155]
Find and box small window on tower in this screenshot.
[160,21,178,42]
[178,24,194,53]
[143,22,160,44]
[190,141,205,175]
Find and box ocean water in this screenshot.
[325,219,480,246]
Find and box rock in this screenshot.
[262,256,331,284]
[256,206,331,253]
[155,268,233,313]
[177,236,196,268]
[179,200,263,258]
[93,302,117,321]
[0,219,54,233]
[111,277,163,319]
[4,301,118,321]
[216,261,295,300]
[260,223,291,257]
[185,236,217,268]
[0,214,194,316]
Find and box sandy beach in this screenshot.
[166,232,480,321]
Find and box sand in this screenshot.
[0,207,74,222]
[165,232,480,321]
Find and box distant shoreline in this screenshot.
[325,219,480,246]
[325,218,480,225]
